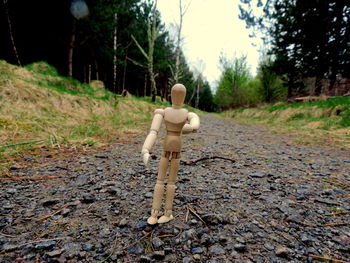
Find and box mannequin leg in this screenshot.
[147,156,169,224]
[158,155,180,224]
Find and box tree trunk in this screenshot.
[88,64,91,83]
[314,76,323,95]
[328,72,338,96]
[144,74,147,96]
[95,59,99,80]
[174,0,183,84]
[68,19,76,78]
[3,0,21,66]
[113,13,118,94]
[122,53,128,94]
[195,80,200,108]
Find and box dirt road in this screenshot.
[1,114,349,262]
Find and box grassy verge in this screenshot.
[223,97,350,148]
[0,61,188,173]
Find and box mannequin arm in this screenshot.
[182,112,200,134]
[141,109,164,165]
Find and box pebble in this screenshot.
[275,246,289,257]
[191,247,204,254]
[119,218,128,227]
[127,243,144,254]
[35,240,56,250]
[80,193,95,203]
[152,250,165,259]
[209,244,225,255]
[152,237,164,249]
[144,192,153,198]
[234,243,247,252]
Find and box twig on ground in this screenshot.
[184,156,236,165]
[0,139,46,149]
[0,232,16,238]
[309,254,349,263]
[187,205,206,225]
[122,231,153,251]
[37,203,71,221]
[0,175,58,181]
[322,222,348,227]
[156,234,176,238]
[185,206,189,223]
[21,237,66,247]
[325,211,349,216]
[98,235,119,263]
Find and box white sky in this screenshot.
[157,0,261,89]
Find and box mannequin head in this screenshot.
[171,84,186,108]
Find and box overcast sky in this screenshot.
[157,0,261,88]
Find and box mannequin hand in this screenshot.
[143,152,150,166]
[182,123,193,134]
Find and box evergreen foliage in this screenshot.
[0,0,201,106]
[239,0,350,96]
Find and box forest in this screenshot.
[1,0,349,110]
[1,1,350,262]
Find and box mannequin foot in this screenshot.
[158,214,174,224]
[147,215,158,225]
[157,210,174,224]
[147,209,159,225]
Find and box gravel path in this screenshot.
[1,114,349,263]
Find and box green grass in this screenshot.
[225,96,350,148]
[25,62,115,101]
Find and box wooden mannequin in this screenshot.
[141,84,200,224]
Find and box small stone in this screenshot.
[42,198,60,206]
[286,214,303,224]
[82,243,94,251]
[190,219,198,225]
[275,246,289,257]
[75,174,89,186]
[140,255,152,263]
[234,243,247,252]
[3,204,15,210]
[193,254,201,260]
[182,257,192,263]
[7,188,17,194]
[2,244,20,252]
[181,229,197,241]
[95,154,108,158]
[134,221,148,231]
[23,155,33,160]
[264,243,274,251]
[80,193,95,203]
[99,228,110,237]
[209,244,225,255]
[152,237,164,249]
[10,165,20,170]
[191,247,204,254]
[61,208,71,216]
[35,240,56,250]
[46,248,65,257]
[249,173,265,178]
[127,243,144,254]
[152,250,165,260]
[314,197,339,206]
[119,218,128,227]
[107,187,119,195]
[144,192,153,198]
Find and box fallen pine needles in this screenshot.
[309,254,349,263]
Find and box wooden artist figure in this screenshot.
[141,84,200,224]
